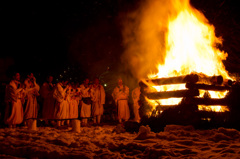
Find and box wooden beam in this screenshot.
[223,79,233,86]
[156,105,178,111]
[198,74,223,85]
[190,97,228,105]
[144,74,199,85]
[140,74,225,87]
[186,83,231,91]
[144,89,199,99]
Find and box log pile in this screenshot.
[139,73,233,117]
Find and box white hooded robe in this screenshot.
[4,80,24,125]
[80,84,91,118]
[24,81,40,120]
[132,87,141,122]
[112,85,130,121]
[53,83,69,119]
[40,82,55,119]
[91,84,105,116]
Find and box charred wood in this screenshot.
[156,105,178,111]
[209,75,223,85]
[144,89,199,99]
[223,79,233,86]
[190,97,228,105]
[186,83,231,91]
[139,80,148,88]
[144,74,199,85]
[198,74,223,85]
[140,74,224,87]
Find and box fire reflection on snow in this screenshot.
[0,125,240,158]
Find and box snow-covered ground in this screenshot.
[0,122,240,159]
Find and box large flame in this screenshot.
[153,1,228,78]
[122,0,233,114]
[148,0,230,112]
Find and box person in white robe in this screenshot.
[91,78,105,125]
[23,73,40,125]
[75,83,82,119]
[4,72,25,128]
[40,75,55,125]
[53,79,69,127]
[64,85,72,126]
[68,84,79,120]
[80,78,92,126]
[112,78,130,123]
[132,86,141,123]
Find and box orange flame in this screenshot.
[152,1,228,78]
[122,0,233,114]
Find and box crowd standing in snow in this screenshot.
[2,72,141,128]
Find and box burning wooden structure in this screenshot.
[119,0,240,131]
[139,73,235,127]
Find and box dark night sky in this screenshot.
[1,0,130,82]
[1,0,240,84]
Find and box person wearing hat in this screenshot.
[53,77,70,127]
[40,75,55,125]
[23,73,40,126]
[112,78,130,123]
[4,72,25,128]
[79,78,92,126]
[91,78,105,125]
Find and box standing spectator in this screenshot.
[80,78,92,126]
[112,78,130,123]
[23,73,40,125]
[64,84,72,126]
[40,75,55,125]
[68,83,79,120]
[53,78,69,127]
[132,86,141,123]
[75,82,82,119]
[91,78,105,125]
[4,72,25,128]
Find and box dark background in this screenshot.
[1,0,240,85]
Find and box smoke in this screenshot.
[120,0,191,80]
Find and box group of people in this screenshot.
[3,72,141,128]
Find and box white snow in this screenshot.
[0,123,240,158]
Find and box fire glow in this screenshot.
[146,0,231,113]
[121,0,236,116]
[120,0,238,117]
